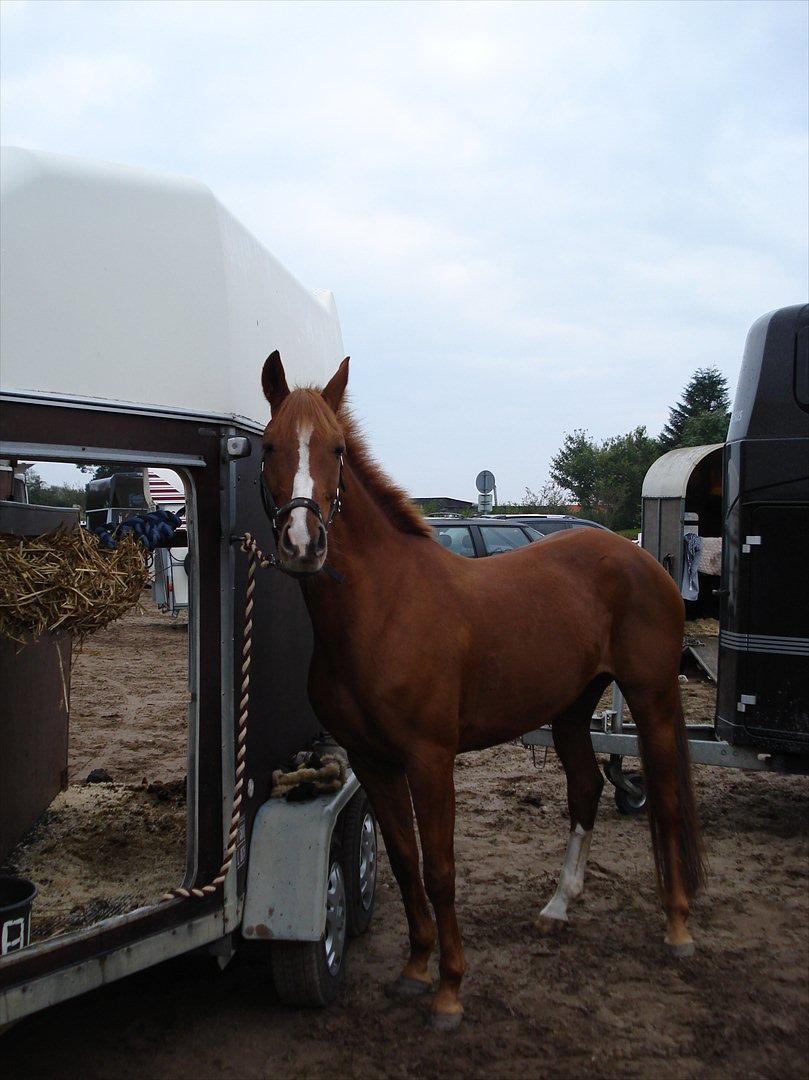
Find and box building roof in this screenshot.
[0,147,344,427]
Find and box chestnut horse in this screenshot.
[259,351,704,1030]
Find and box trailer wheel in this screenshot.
[340,790,377,937]
[614,773,647,815]
[271,840,347,1007]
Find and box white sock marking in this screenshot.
[288,422,314,556]
[540,823,593,923]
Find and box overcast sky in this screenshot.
[2,0,807,500]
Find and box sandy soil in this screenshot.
[3,615,808,1079]
[67,604,189,785]
[3,782,186,940]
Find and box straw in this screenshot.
[0,527,149,646]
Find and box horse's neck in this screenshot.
[300,466,415,634]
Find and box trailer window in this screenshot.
[0,460,195,947]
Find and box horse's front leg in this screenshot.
[347,750,437,995]
[407,750,467,1030]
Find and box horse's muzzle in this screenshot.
[277,516,327,573]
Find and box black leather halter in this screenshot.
[259,454,346,581]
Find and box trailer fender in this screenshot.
[241,771,359,942]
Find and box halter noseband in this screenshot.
[259,453,346,581]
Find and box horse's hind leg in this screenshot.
[347,751,437,996]
[620,680,704,956]
[536,679,607,935]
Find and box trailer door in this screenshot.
[740,504,809,750]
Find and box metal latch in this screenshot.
[742,535,762,553]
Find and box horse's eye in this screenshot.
[335,445,346,456]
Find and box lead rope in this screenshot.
[161,532,271,902]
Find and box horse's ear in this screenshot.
[322,357,350,414]
[262,350,290,412]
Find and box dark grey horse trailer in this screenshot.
[715,303,809,756]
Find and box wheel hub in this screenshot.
[358,811,377,911]
[324,860,347,975]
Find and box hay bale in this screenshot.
[0,527,149,645]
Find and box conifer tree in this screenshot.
[659,367,730,450]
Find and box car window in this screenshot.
[480,525,531,555]
[526,520,568,534]
[434,525,476,557]
[524,526,545,541]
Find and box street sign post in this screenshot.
[475,470,496,515]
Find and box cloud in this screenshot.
[1,53,155,130]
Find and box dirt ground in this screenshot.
[3,610,808,1079]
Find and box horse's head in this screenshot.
[260,351,349,574]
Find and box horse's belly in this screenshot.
[456,638,603,751]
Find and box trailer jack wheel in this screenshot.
[604,756,647,815]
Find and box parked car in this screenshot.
[426,516,544,557]
[490,514,609,535]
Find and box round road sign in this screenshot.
[476,470,495,495]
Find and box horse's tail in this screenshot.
[637,691,706,901]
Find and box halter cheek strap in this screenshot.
[259,455,346,581]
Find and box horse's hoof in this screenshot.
[535,914,567,937]
[385,975,432,1000]
[428,1010,463,1032]
[666,939,695,958]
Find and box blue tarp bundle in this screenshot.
[93,508,183,551]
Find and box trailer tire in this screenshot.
[340,790,377,937]
[614,773,647,815]
[271,839,347,1007]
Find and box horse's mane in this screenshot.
[338,407,434,539]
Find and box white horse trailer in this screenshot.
[0,147,376,1024]
[148,469,190,616]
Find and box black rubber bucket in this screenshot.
[0,875,37,955]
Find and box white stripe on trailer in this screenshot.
[148,469,184,505]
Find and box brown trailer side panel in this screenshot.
[0,631,71,861]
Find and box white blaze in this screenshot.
[539,824,593,924]
[288,422,314,557]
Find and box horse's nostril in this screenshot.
[280,528,296,556]
[315,526,327,556]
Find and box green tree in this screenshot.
[493,482,570,516]
[26,470,86,509]
[679,410,730,447]
[521,482,570,514]
[78,464,137,481]
[660,367,730,450]
[549,426,658,531]
[597,427,660,530]
[549,430,601,518]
